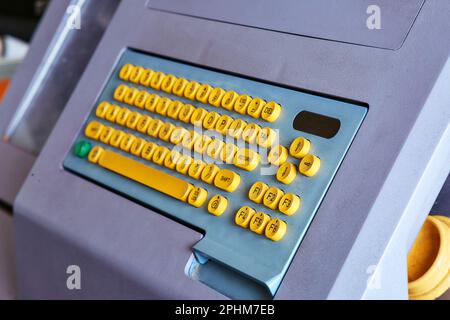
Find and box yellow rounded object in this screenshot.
[88,146,104,164]
[167,101,184,120]
[144,94,160,112]
[214,169,241,192]
[247,98,266,118]
[176,155,193,175]
[141,142,157,160]
[139,68,154,86]
[113,84,129,102]
[188,187,208,208]
[115,107,131,126]
[208,87,226,107]
[248,181,269,204]
[193,134,212,154]
[130,138,146,156]
[158,122,176,142]
[119,134,136,152]
[188,160,206,180]
[196,84,213,103]
[172,78,189,96]
[161,74,177,93]
[261,101,282,122]
[184,81,200,100]
[100,126,115,144]
[290,137,311,159]
[279,193,301,216]
[182,130,201,150]
[235,206,256,228]
[241,123,261,144]
[109,130,126,148]
[233,148,260,171]
[178,104,196,123]
[228,119,247,139]
[250,212,271,235]
[96,101,111,119]
[124,87,139,105]
[408,215,450,300]
[126,112,141,130]
[265,218,287,241]
[201,164,220,184]
[129,66,145,84]
[215,115,234,135]
[119,64,134,81]
[190,108,209,127]
[85,121,104,140]
[208,195,228,216]
[299,154,321,177]
[205,139,225,159]
[203,111,221,130]
[164,150,181,170]
[234,94,252,114]
[257,127,277,148]
[105,105,121,122]
[134,91,149,109]
[220,143,238,164]
[152,146,170,165]
[170,127,189,145]
[276,162,297,185]
[136,115,153,134]
[268,145,289,166]
[263,187,284,210]
[150,72,165,90]
[155,97,172,116]
[221,91,239,110]
[147,119,164,137]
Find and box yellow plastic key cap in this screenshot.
[109,130,126,148]
[234,148,260,171]
[193,134,212,154]
[190,108,208,126]
[182,130,201,150]
[184,81,200,100]
[136,115,153,134]
[147,119,164,137]
[248,181,269,204]
[263,187,284,210]
[100,126,115,144]
[176,155,193,175]
[124,87,140,105]
[178,104,196,123]
[208,195,228,216]
[214,169,241,192]
[115,107,131,126]
[247,98,266,118]
[257,127,277,148]
[126,112,141,130]
[152,146,170,165]
[141,142,157,160]
[250,212,271,234]
[241,123,261,144]
[113,84,129,102]
[203,111,220,130]
[290,137,311,159]
[188,160,206,180]
[88,146,104,164]
[150,72,165,90]
[196,84,213,103]
[164,150,181,170]
[130,138,146,156]
[167,101,184,120]
[228,119,247,139]
[85,121,104,140]
[134,90,149,109]
[119,134,136,152]
[201,164,220,184]
[205,139,225,159]
[261,102,282,122]
[279,193,301,216]
[265,218,287,241]
[145,94,160,112]
[299,154,321,177]
[220,143,238,164]
[155,97,172,116]
[234,95,252,115]
[129,66,145,84]
[276,162,297,185]
[268,145,289,166]
[188,187,208,208]
[161,74,177,93]
[96,101,111,119]
[215,115,234,135]
[158,122,175,142]
[139,68,154,86]
[221,91,239,110]
[208,87,226,107]
[172,78,188,96]
[119,64,134,81]
[105,105,121,122]
[98,149,194,202]
[235,206,256,228]
[170,127,189,145]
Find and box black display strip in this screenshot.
[293,111,341,139]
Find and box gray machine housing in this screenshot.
[14,0,450,299]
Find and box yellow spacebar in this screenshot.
[98,149,193,202]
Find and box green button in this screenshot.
[74,141,92,158]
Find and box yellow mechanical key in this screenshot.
[134,90,149,109]
[178,104,196,123]
[220,143,238,164]
[228,119,247,139]
[109,130,126,148]
[208,195,228,216]
[129,66,144,84]
[235,206,256,228]
[136,115,153,134]
[221,91,239,110]
[152,146,170,165]
[113,84,129,102]
[234,149,260,171]
[139,68,154,86]
[85,121,104,140]
[176,155,193,175]
[119,134,136,152]
[97,149,194,202]
[214,169,241,192]
[190,108,208,126]
[182,130,201,150]
[119,64,134,81]
[201,164,220,184]
[247,98,266,118]
[96,101,111,119]
[248,181,269,204]
[290,137,311,159]
[203,111,220,130]
[188,187,208,208]
[193,134,212,154]
[130,138,146,156]
[257,127,277,148]
[141,142,157,160]
[170,127,189,145]
[261,102,282,122]
[188,160,206,180]
[172,78,188,96]
[265,218,287,241]
[268,145,289,166]
[250,212,271,235]
[299,154,321,177]
[88,146,104,164]
[155,97,172,116]
[105,105,121,122]
[241,123,261,144]
[145,94,160,112]
[276,162,297,185]
[116,107,131,126]
[158,122,175,142]
[215,115,234,135]
[100,126,115,144]
[279,193,301,216]
[263,187,284,210]
[196,84,213,103]
[205,139,225,159]
[234,95,252,115]
[161,74,177,93]
[147,119,164,137]
[184,81,200,100]
[164,150,181,170]
[150,72,165,90]
[208,87,226,107]
[126,112,141,130]
[167,101,184,120]
[124,87,140,105]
